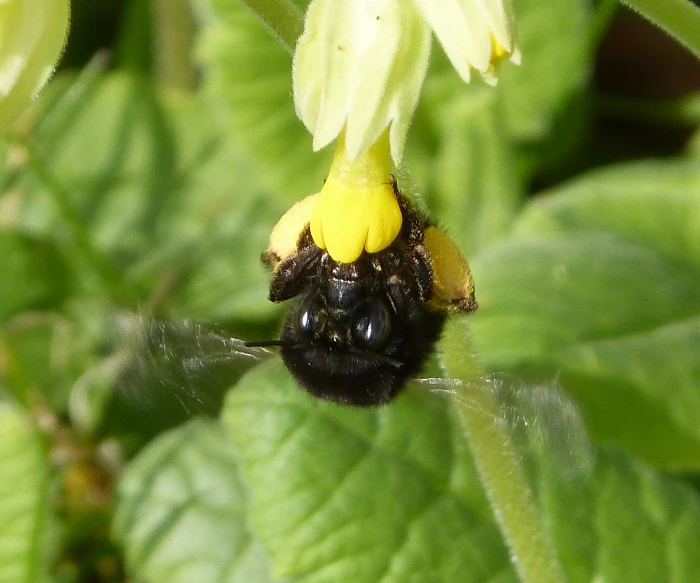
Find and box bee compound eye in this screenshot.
[296,296,324,338]
[353,301,391,350]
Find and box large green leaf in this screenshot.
[470,160,700,468]
[0,404,51,583]
[3,71,298,434]
[114,419,275,583]
[223,348,700,583]
[442,316,700,583]
[224,360,515,583]
[0,231,69,409]
[498,0,592,142]
[540,447,700,583]
[512,161,700,268]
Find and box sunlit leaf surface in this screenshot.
[0,405,51,583]
[470,160,700,468]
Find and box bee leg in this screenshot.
[409,244,435,303]
[393,190,431,247]
[268,242,323,303]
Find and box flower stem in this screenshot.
[440,318,567,583]
[153,0,197,90]
[618,0,700,59]
[237,0,304,54]
[590,0,619,47]
[326,129,391,188]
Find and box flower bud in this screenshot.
[0,0,70,133]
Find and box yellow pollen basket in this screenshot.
[310,129,402,264]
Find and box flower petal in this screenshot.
[293,0,430,164]
[478,0,521,64]
[345,2,430,163]
[342,0,401,161]
[386,7,431,163]
[412,0,518,83]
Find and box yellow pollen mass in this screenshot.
[310,129,402,263]
[490,34,510,63]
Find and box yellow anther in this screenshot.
[490,34,510,63]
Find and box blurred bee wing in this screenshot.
[114,314,276,417]
[413,374,596,483]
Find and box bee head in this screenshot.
[279,288,444,406]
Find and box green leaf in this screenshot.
[406,0,592,255]
[0,404,51,583]
[499,0,592,142]
[0,233,68,321]
[11,72,285,321]
[513,161,700,268]
[0,318,59,409]
[224,360,514,583]
[539,446,700,583]
[114,419,276,583]
[408,82,523,256]
[196,0,331,199]
[470,159,700,468]
[224,353,700,583]
[443,316,700,583]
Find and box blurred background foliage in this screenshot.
[1,0,700,582]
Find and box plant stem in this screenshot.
[237,0,304,54]
[440,318,567,583]
[619,0,700,59]
[152,0,197,90]
[590,0,619,48]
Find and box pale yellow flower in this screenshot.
[293,0,519,263]
[293,0,520,165]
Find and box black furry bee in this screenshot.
[255,182,478,406]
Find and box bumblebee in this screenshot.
[257,182,477,406]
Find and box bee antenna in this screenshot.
[373,353,403,369]
[244,339,285,348]
[346,345,403,369]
